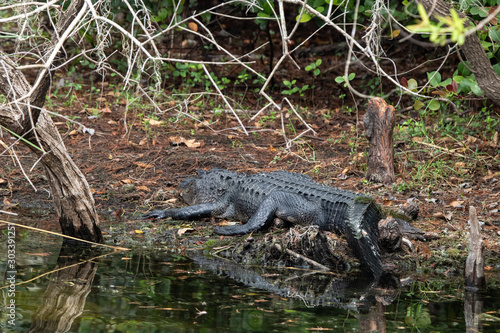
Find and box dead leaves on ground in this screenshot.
[169,136,204,148]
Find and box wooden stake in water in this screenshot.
[465,206,486,289]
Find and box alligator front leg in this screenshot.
[142,202,218,220]
[214,192,323,235]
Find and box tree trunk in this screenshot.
[363,98,396,184]
[31,113,103,242]
[0,0,102,242]
[416,0,500,106]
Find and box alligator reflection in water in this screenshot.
[190,254,400,313]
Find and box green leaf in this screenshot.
[489,27,500,42]
[257,12,270,18]
[297,12,312,23]
[313,68,320,76]
[414,100,425,110]
[316,59,322,66]
[427,71,441,87]
[471,82,483,96]
[348,73,356,80]
[458,78,472,93]
[427,100,441,111]
[470,6,488,17]
[305,65,313,71]
[458,62,471,76]
[440,78,452,87]
[407,78,418,90]
[481,41,493,49]
[335,76,345,83]
[493,64,500,77]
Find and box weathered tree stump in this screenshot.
[363,98,395,184]
[465,206,486,288]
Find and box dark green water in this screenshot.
[1,225,500,332]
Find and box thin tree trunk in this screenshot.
[0,0,102,242]
[416,0,500,106]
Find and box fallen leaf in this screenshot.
[121,179,133,184]
[178,228,194,236]
[188,22,198,32]
[139,137,148,146]
[433,211,453,221]
[136,185,150,192]
[390,29,400,38]
[185,139,203,148]
[383,199,392,206]
[448,200,464,208]
[3,197,17,208]
[169,136,203,148]
[145,118,163,127]
[106,91,120,97]
[135,230,144,234]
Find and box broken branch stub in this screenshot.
[363,98,395,184]
[465,206,486,289]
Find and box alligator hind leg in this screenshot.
[214,191,323,235]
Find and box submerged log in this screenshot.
[465,206,486,288]
[363,98,395,184]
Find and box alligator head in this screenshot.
[178,168,239,205]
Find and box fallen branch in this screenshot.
[274,243,330,272]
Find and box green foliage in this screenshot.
[335,73,356,87]
[408,5,467,45]
[282,80,310,97]
[305,59,322,76]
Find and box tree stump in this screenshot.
[465,206,486,289]
[363,98,395,184]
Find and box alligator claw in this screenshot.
[142,210,169,220]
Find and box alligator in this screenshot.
[143,168,383,277]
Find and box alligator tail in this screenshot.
[346,202,383,278]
